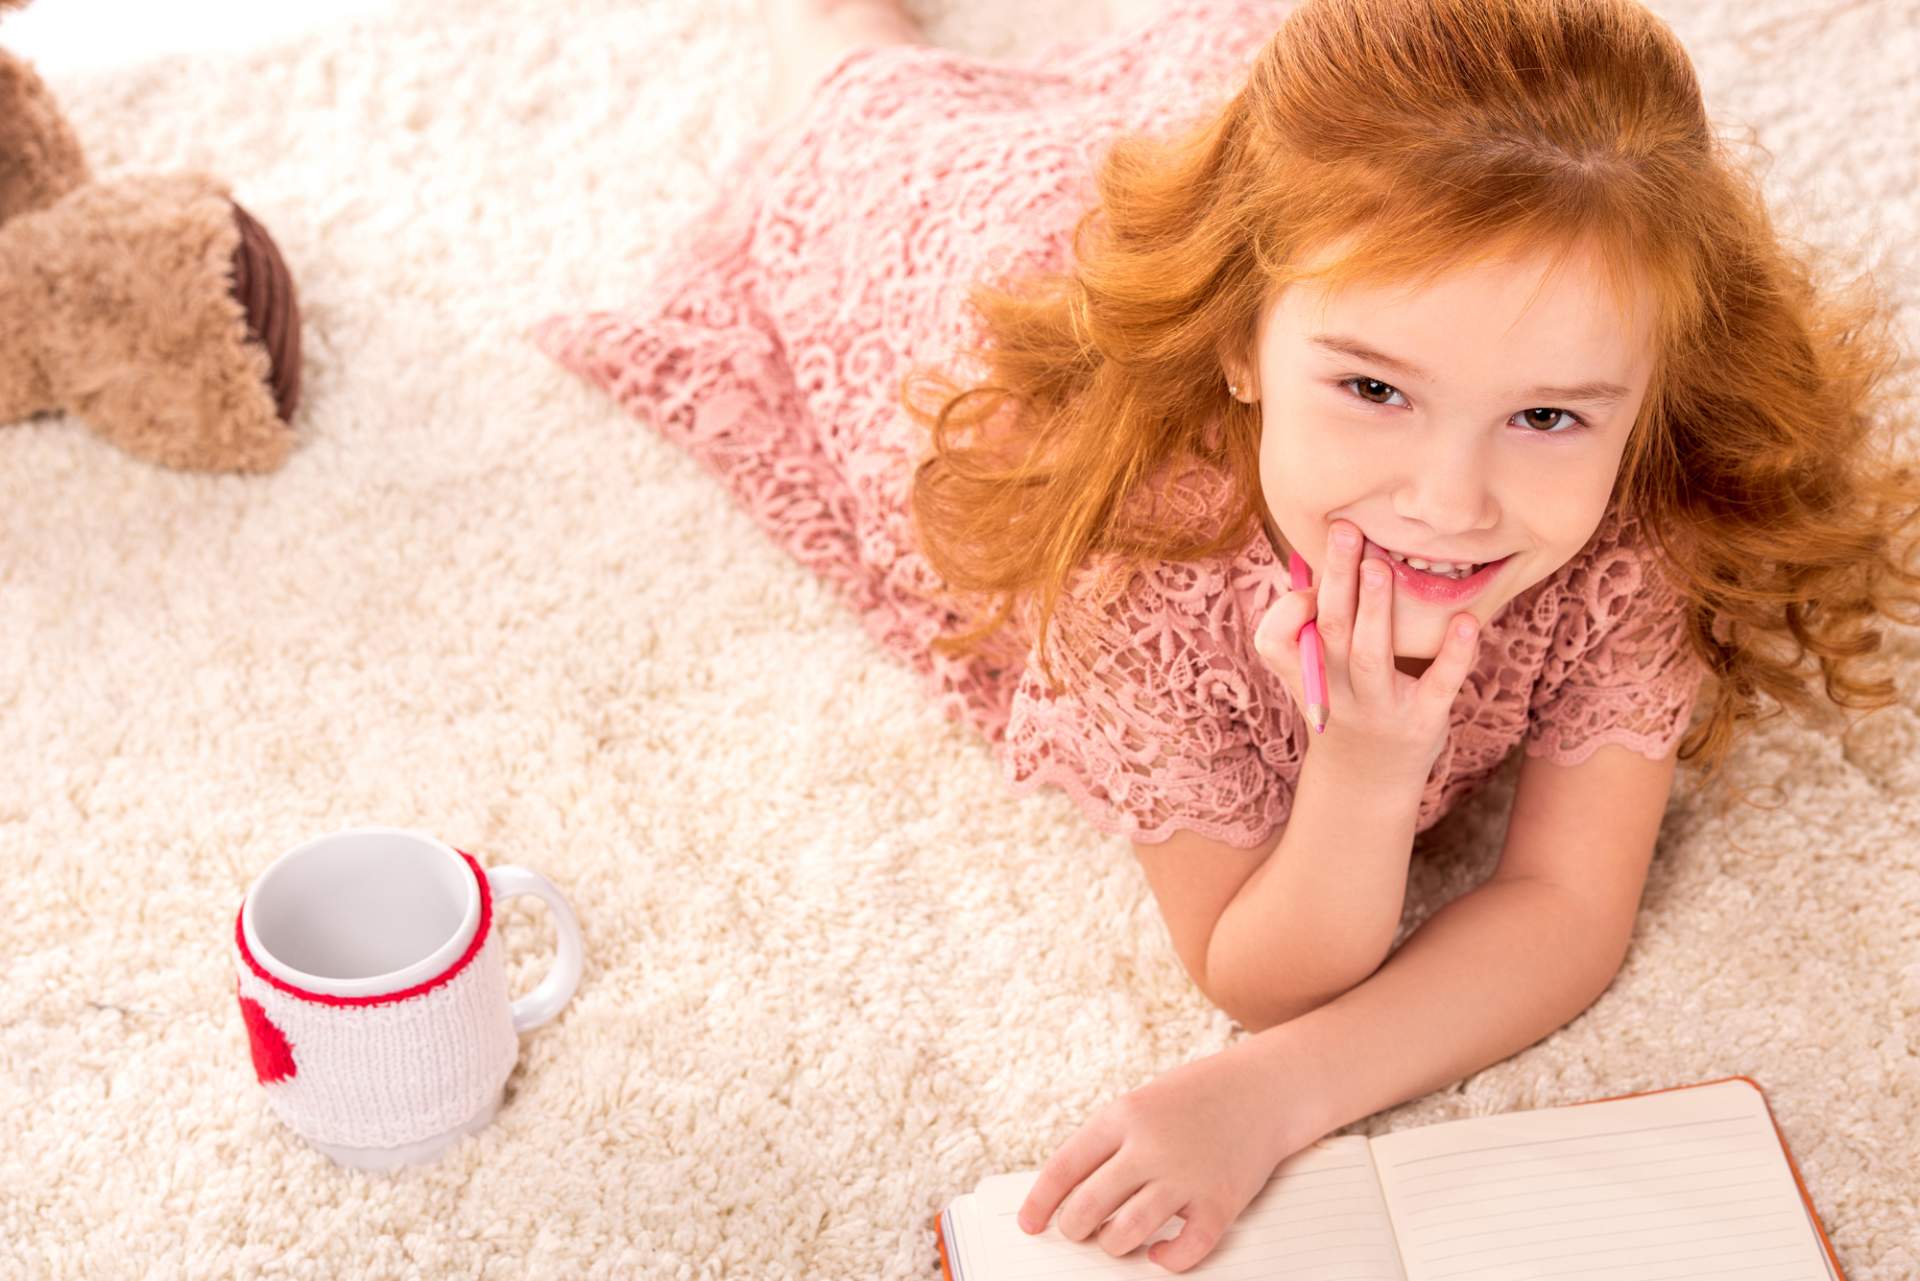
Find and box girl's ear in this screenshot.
[1214,341,1258,404]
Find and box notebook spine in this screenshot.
[930,1207,959,1281]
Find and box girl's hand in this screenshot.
[1252,519,1481,781]
[1013,1038,1321,1273]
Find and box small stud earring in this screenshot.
[1228,383,1240,398]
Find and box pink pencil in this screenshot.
[1288,552,1329,733]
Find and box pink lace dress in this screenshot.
[529,0,1708,850]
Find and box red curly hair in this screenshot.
[899,0,1920,812]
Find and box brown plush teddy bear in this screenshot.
[0,0,302,473]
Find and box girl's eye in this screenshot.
[1336,376,1589,436]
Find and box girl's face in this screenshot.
[1239,240,1658,678]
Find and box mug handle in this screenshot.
[484,865,585,1034]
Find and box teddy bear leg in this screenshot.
[0,49,90,225]
[13,173,302,473]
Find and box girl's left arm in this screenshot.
[1266,738,1679,1148]
[1264,872,1628,1149]
[1016,743,1676,1273]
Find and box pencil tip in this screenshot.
[1308,704,1326,734]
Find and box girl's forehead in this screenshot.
[1267,250,1657,353]
[1278,227,1652,311]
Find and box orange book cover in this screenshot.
[927,1074,1847,1281]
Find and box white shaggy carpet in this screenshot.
[3,0,1917,1276]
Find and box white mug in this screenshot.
[232,826,584,1170]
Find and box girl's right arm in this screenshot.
[1213,518,1486,1029]
[1205,748,1427,1031]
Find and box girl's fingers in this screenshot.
[1318,523,1362,679]
[1416,612,1482,711]
[1150,1200,1230,1272]
[1253,590,1312,674]
[1055,1155,1146,1246]
[1097,1182,1186,1259]
[1017,1119,1123,1237]
[1350,555,1394,702]
[1257,590,1334,730]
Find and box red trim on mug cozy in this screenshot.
[233,847,494,1007]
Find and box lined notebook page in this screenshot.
[961,1135,1407,1279]
[1368,1079,1832,1281]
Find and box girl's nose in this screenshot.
[1396,434,1494,532]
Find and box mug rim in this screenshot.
[237,828,490,1006]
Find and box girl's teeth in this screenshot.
[1385,549,1482,578]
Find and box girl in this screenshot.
[532,0,1920,1271]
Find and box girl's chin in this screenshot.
[1389,620,1475,675]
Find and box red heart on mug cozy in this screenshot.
[237,989,298,1085]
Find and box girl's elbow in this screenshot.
[1210,969,1358,1034]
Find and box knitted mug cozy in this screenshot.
[232,848,520,1152]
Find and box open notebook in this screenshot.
[931,1076,1846,1280]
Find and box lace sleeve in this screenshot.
[1000,551,1292,850]
[1523,515,1708,767]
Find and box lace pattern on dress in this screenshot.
[1000,463,1297,850]
[1521,516,1707,767]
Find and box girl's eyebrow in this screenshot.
[1308,333,1633,406]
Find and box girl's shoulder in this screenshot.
[1516,504,1709,767]
[1036,456,1286,716]
[1056,454,1280,627]
[1002,454,1293,849]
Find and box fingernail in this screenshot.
[1333,526,1359,551]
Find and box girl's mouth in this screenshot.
[1362,539,1513,604]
